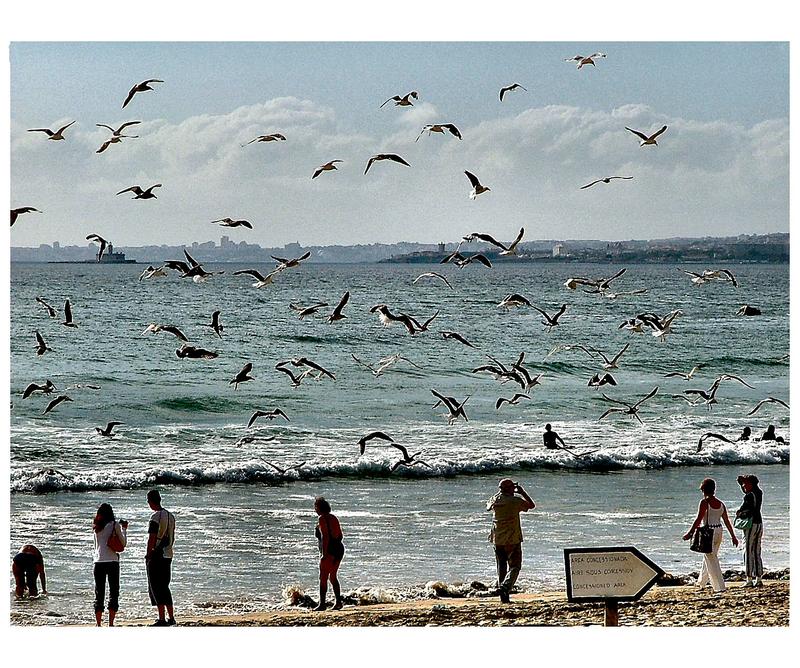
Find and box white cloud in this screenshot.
[10,98,789,248]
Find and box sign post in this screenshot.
[564,546,664,627]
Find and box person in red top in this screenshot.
[313,496,345,611]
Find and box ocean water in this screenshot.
[9,261,790,624]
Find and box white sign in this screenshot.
[564,547,663,602]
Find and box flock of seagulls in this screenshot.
[12,61,789,480]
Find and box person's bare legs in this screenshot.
[95,610,103,627]
[157,603,166,622]
[108,609,116,626]
[331,575,342,610]
[166,605,174,623]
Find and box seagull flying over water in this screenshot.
[290,302,329,319]
[43,395,73,415]
[233,268,281,288]
[496,393,531,409]
[696,432,735,453]
[230,363,254,390]
[413,272,453,289]
[96,421,123,437]
[499,293,532,310]
[463,228,524,256]
[22,380,56,399]
[599,386,659,425]
[11,207,42,227]
[358,431,394,455]
[61,300,78,328]
[664,365,702,381]
[747,397,789,416]
[365,154,411,175]
[351,353,422,377]
[86,234,109,261]
[34,330,52,356]
[212,218,253,229]
[389,443,431,472]
[440,331,476,348]
[327,291,350,324]
[27,120,76,140]
[138,265,168,281]
[430,389,469,424]
[247,409,289,428]
[122,79,163,108]
[531,304,567,331]
[625,125,668,147]
[272,251,312,270]
[565,53,606,69]
[142,323,189,342]
[589,343,630,370]
[35,296,57,318]
[277,357,335,381]
[243,133,286,146]
[175,344,218,359]
[499,83,527,101]
[201,310,224,338]
[588,373,617,389]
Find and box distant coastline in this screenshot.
[11,232,788,265]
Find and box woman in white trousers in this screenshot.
[683,477,739,593]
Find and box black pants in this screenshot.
[147,558,173,606]
[93,561,120,612]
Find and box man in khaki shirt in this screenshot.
[487,478,535,603]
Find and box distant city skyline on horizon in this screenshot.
[10,42,789,250]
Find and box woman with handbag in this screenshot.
[312,496,345,612]
[92,503,127,626]
[736,474,764,587]
[682,478,738,593]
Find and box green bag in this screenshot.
[734,516,753,531]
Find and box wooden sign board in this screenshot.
[564,546,664,604]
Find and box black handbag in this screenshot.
[689,504,714,553]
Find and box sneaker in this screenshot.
[151,619,168,627]
[166,618,177,626]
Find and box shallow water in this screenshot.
[9,261,790,623]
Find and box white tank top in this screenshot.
[704,499,725,527]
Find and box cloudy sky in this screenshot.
[10,41,789,248]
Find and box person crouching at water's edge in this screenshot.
[313,496,345,611]
[12,544,46,599]
[487,479,535,603]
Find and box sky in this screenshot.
[8,42,790,249]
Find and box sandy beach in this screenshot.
[110,575,788,628]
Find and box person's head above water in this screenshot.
[498,478,516,494]
[766,425,776,434]
[545,424,552,431]
[742,426,751,436]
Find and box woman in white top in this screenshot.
[682,478,738,593]
[92,503,128,626]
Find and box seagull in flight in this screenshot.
[589,343,630,370]
[696,432,735,453]
[580,176,633,190]
[499,293,532,310]
[380,91,418,107]
[312,160,343,179]
[272,251,312,270]
[365,153,411,174]
[201,310,224,338]
[289,302,329,319]
[496,393,531,409]
[389,443,431,472]
[96,121,141,153]
[463,228,524,256]
[86,234,110,261]
[233,267,281,288]
[625,125,668,146]
[260,460,307,476]
[588,373,617,389]
[531,304,567,330]
[747,397,789,416]
[95,421,123,437]
[565,53,606,69]
[116,184,162,199]
[274,364,313,388]
[11,207,42,227]
[212,218,253,229]
[142,323,189,342]
[358,431,394,455]
[277,357,335,380]
[230,363,254,390]
[499,83,527,101]
[564,268,627,293]
[43,395,73,415]
[243,133,286,146]
[351,353,422,377]
[327,291,350,324]
[430,389,469,424]
[122,79,163,108]
[440,331,477,348]
[247,409,289,428]
[27,120,76,140]
[413,272,453,289]
[61,300,78,328]
[664,365,702,381]
[415,123,462,141]
[464,171,491,199]
[449,252,493,269]
[35,296,57,318]
[34,330,52,356]
[138,265,168,281]
[599,386,659,425]
[22,380,56,399]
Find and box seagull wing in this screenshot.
[122,85,138,108]
[233,269,266,282]
[580,179,603,190]
[64,299,73,323]
[464,171,481,188]
[116,186,141,196]
[28,128,55,136]
[183,249,199,267]
[625,127,650,141]
[633,386,659,409]
[443,124,462,139]
[650,125,668,140]
[390,443,411,459]
[247,411,267,428]
[161,325,189,342]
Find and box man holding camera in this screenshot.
[487,478,536,603]
[145,489,176,626]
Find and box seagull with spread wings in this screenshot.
[242,133,286,146]
[96,120,141,153]
[327,291,350,324]
[599,386,659,425]
[34,330,52,356]
[247,409,289,428]
[365,153,411,174]
[35,296,57,318]
[413,272,453,289]
[96,421,123,437]
[357,431,394,455]
[625,125,668,146]
[580,176,633,190]
[415,123,462,142]
[747,397,789,416]
[312,160,343,179]
[565,53,607,69]
[27,120,76,140]
[122,79,163,108]
[380,91,418,107]
[230,363,254,390]
[61,300,78,328]
[86,234,110,261]
[116,184,161,199]
[11,207,42,227]
[464,171,491,199]
[389,443,431,472]
[499,83,527,101]
[212,218,253,229]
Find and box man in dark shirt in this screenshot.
[12,544,46,598]
[543,424,566,450]
[146,489,176,626]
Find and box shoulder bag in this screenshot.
[689,503,714,553]
[107,520,125,553]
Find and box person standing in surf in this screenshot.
[543,424,566,450]
[313,496,345,611]
[92,503,127,626]
[736,474,765,587]
[487,478,535,603]
[145,489,176,626]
